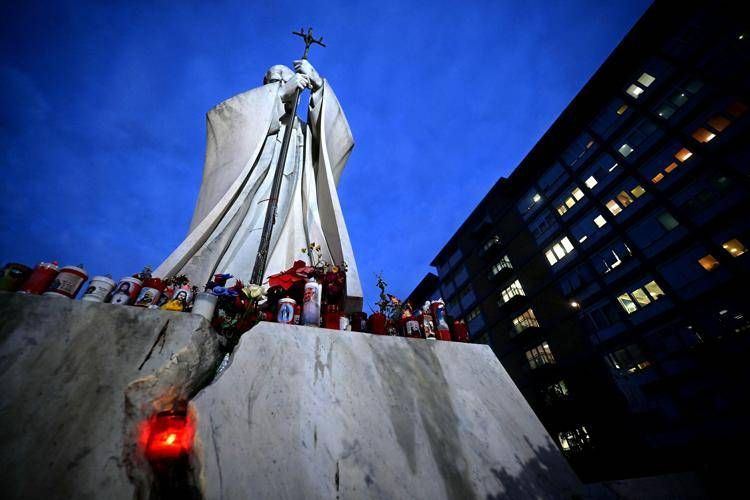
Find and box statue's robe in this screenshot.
[155,80,363,312]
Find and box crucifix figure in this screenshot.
[155,28,363,312]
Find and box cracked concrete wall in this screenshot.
[0,293,220,500]
[191,323,583,499]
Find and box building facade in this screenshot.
[427,1,749,481]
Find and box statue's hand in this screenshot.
[279,73,310,102]
[294,59,323,91]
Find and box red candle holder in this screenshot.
[368,312,387,335]
[140,410,195,462]
[451,320,470,343]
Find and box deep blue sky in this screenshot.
[1,0,651,306]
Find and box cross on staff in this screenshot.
[249,28,326,285]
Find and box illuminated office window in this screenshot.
[617,191,634,207]
[489,255,512,277]
[617,281,666,314]
[674,148,693,162]
[594,214,607,228]
[617,293,638,314]
[500,280,525,303]
[698,254,720,271]
[637,72,656,87]
[618,143,634,157]
[722,238,747,257]
[644,280,665,300]
[526,341,555,369]
[584,176,598,189]
[558,426,591,453]
[631,185,646,198]
[606,200,622,216]
[512,308,540,334]
[692,127,716,143]
[626,84,644,99]
[545,380,569,401]
[545,237,575,266]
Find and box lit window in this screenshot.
[616,104,628,115]
[545,236,575,266]
[722,238,747,257]
[544,380,569,402]
[594,215,607,228]
[630,185,646,198]
[512,308,540,334]
[698,254,720,271]
[618,281,665,314]
[617,191,633,207]
[644,281,665,300]
[631,288,651,307]
[652,173,665,184]
[657,212,679,231]
[664,162,678,173]
[584,176,598,188]
[626,84,644,99]
[674,148,693,162]
[617,293,638,314]
[572,187,584,200]
[637,72,655,87]
[558,426,590,453]
[707,115,731,132]
[532,193,541,203]
[561,237,574,253]
[692,127,716,143]
[500,280,525,303]
[618,143,634,157]
[553,244,565,259]
[606,200,622,216]
[526,341,555,369]
[556,204,567,216]
[490,255,512,276]
[565,196,576,208]
[545,250,557,266]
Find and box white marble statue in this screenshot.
[155,60,362,311]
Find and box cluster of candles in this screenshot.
[0,261,216,317]
[1,261,470,342]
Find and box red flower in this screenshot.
[268,260,315,290]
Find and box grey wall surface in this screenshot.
[0,293,219,500]
[192,323,583,499]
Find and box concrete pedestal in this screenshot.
[191,323,582,499]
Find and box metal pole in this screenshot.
[249,28,325,285]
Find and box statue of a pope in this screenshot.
[155,60,362,311]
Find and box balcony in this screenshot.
[498,293,526,311]
[487,265,513,283]
[478,236,502,258]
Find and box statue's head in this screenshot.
[263,65,294,85]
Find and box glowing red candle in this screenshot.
[140,411,194,462]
